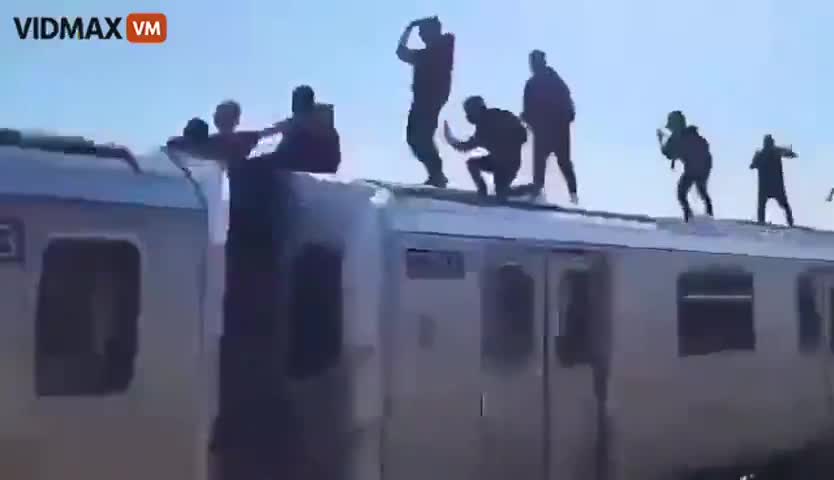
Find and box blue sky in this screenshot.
[3,0,833,226]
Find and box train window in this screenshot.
[797,274,821,352]
[677,269,755,357]
[556,270,592,367]
[288,244,343,380]
[482,264,535,368]
[35,239,140,396]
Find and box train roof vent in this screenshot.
[0,128,141,173]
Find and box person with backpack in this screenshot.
[443,96,528,200]
[657,111,715,222]
[516,49,578,204]
[750,134,796,226]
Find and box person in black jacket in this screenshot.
[443,96,528,200]
[397,16,455,188]
[750,134,796,226]
[517,50,578,203]
[657,111,714,222]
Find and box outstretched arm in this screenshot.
[779,146,798,159]
[827,188,834,203]
[443,121,478,152]
[396,20,420,64]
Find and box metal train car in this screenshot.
[2,135,834,480]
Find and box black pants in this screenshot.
[532,122,576,195]
[758,189,794,226]
[406,98,446,179]
[678,171,714,222]
[467,149,521,199]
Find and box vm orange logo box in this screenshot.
[126,13,166,44]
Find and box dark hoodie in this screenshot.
[273,105,341,173]
[523,66,575,129]
[661,126,712,177]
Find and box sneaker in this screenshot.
[569,193,579,205]
[424,174,448,189]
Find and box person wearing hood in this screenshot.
[657,110,714,222]
[750,134,796,226]
[516,49,578,204]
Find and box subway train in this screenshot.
[1,133,834,480]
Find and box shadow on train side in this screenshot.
[211,160,347,479]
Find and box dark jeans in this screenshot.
[678,170,714,222]
[758,188,794,226]
[407,98,446,179]
[532,122,576,194]
[467,148,522,199]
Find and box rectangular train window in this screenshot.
[556,270,592,367]
[677,269,755,357]
[482,263,534,368]
[406,249,465,279]
[35,238,140,396]
[797,274,821,353]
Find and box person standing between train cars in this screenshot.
[751,134,797,227]
[443,96,528,200]
[656,111,715,222]
[396,16,455,188]
[515,49,578,204]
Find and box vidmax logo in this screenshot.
[13,13,167,44]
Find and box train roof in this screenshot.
[0,142,220,210]
[293,175,834,262]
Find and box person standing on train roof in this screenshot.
[656,110,715,222]
[515,49,578,204]
[443,96,528,200]
[396,16,455,188]
[751,134,796,227]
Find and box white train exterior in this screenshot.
[1,140,834,480]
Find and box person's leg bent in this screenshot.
[678,174,695,222]
[467,155,493,196]
[694,174,714,217]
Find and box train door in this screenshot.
[384,236,484,480]
[547,252,599,480]
[479,245,547,480]
[816,272,834,414]
[0,219,35,478]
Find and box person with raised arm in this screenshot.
[443,96,528,200]
[396,16,455,188]
[657,110,714,222]
[751,134,797,226]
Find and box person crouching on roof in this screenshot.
[443,96,528,200]
[656,110,714,222]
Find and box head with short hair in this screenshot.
[665,110,687,133]
[213,100,241,134]
[463,96,487,124]
[529,49,547,75]
[418,16,442,45]
[292,85,316,115]
[763,134,775,149]
[183,117,209,142]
